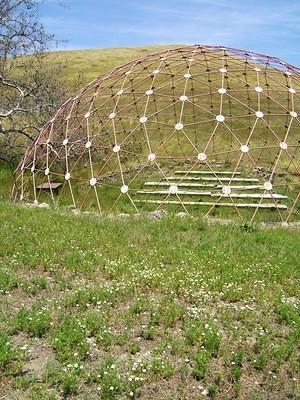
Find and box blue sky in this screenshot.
[40,0,300,65]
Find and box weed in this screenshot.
[208,383,218,398]
[96,326,113,350]
[128,342,141,354]
[150,357,174,379]
[0,333,15,370]
[192,351,210,380]
[186,322,202,346]
[141,324,156,341]
[15,307,51,337]
[52,316,89,362]
[96,357,123,400]
[202,324,221,357]
[61,370,79,396]
[240,223,256,233]
[230,347,244,383]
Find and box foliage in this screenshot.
[0,0,67,162]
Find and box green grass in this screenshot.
[1,45,299,398]
[50,45,181,87]
[0,199,299,399]
[0,162,14,200]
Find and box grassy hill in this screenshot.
[0,46,299,399]
[50,45,181,86]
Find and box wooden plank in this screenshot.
[145,182,267,190]
[37,182,63,190]
[137,190,212,196]
[137,190,288,200]
[166,176,259,182]
[216,185,264,190]
[175,170,241,175]
[144,182,287,194]
[144,182,217,188]
[135,199,288,209]
[212,193,287,199]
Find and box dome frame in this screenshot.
[12,45,300,223]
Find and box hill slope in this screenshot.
[50,45,181,86]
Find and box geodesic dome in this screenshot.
[13,45,300,223]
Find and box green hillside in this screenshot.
[51,45,181,86]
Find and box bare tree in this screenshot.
[0,0,67,162]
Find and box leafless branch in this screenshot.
[0,0,68,162]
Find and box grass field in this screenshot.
[0,198,299,399]
[0,46,299,399]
